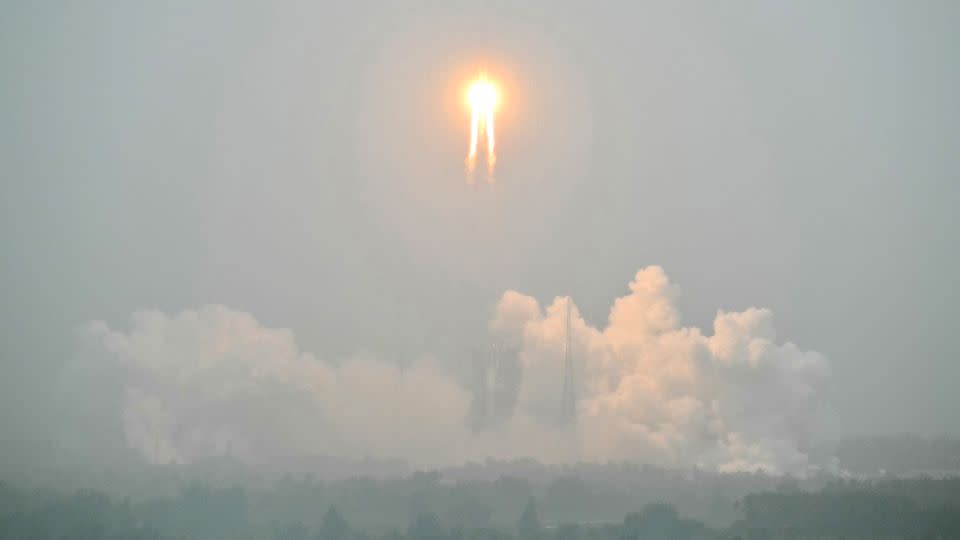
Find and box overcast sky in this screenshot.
[2,1,958,465]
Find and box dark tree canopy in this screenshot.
[319,506,350,540]
[517,497,542,540]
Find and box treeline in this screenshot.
[0,481,718,540]
[12,461,801,530]
[740,491,960,538]
[3,475,960,539]
[738,478,960,539]
[19,452,960,533]
[828,435,960,475]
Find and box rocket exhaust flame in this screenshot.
[466,74,497,182]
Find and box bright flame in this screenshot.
[466,74,497,181]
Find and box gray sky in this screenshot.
[2,1,958,464]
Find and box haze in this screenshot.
[1,1,958,476]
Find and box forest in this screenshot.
[2,464,959,540]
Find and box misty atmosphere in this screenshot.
[2,1,958,539]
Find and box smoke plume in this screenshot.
[487,266,830,473]
[56,267,829,474]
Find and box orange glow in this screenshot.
[465,73,498,181]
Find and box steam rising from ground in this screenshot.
[57,267,829,474]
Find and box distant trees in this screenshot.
[0,487,162,539]
[444,489,493,529]
[275,520,312,540]
[556,523,583,540]
[516,497,542,540]
[621,503,703,540]
[3,470,960,540]
[174,483,248,537]
[743,490,960,538]
[407,512,445,540]
[543,477,591,523]
[319,506,350,540]
[834,435,960,474]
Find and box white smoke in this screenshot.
[491,266,830,473]
[57,267,829,474]
[58,306,474,467]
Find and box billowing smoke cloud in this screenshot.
[57,307,474,468]
[488,266,831,473]
[56,267,829,474]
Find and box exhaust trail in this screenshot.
[465,73,497,182]
[485,105,495,175]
